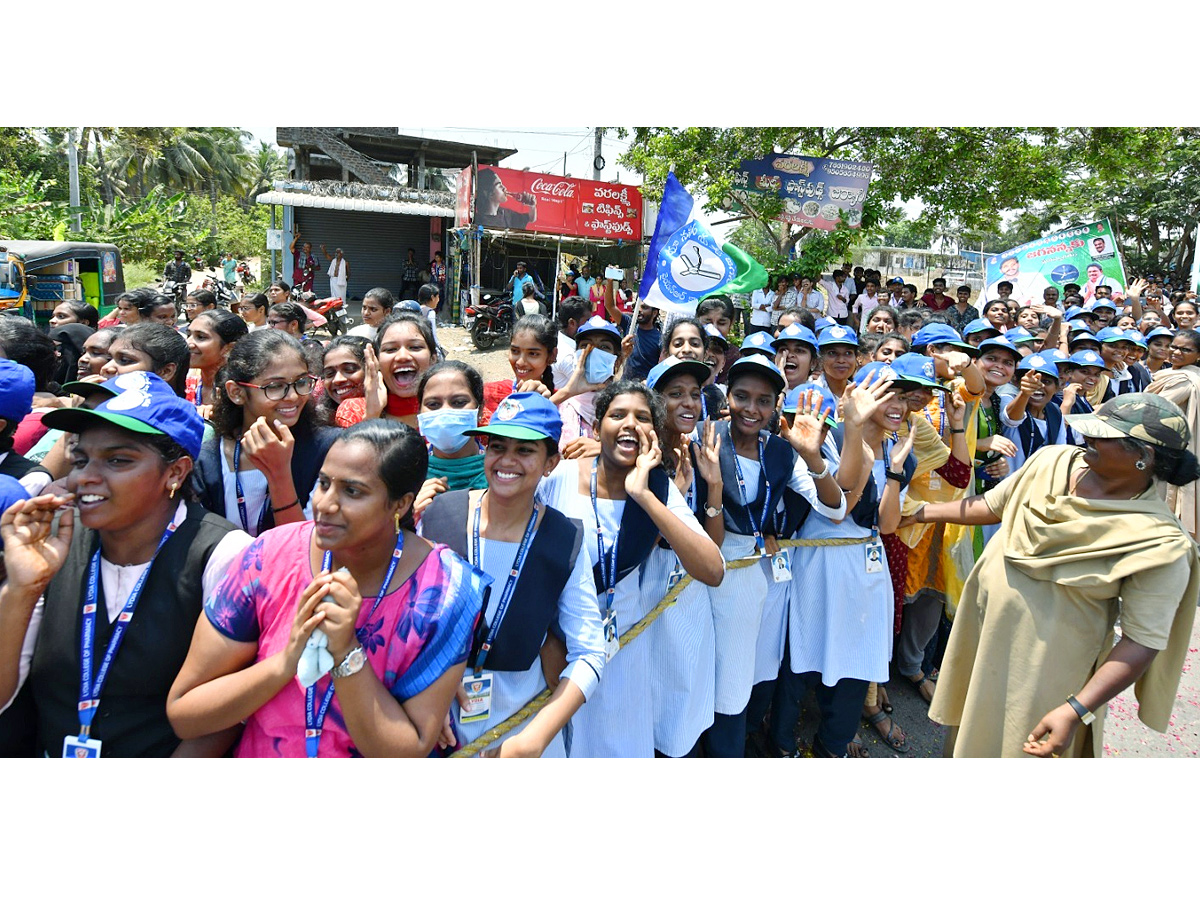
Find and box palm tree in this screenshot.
[192,128,253,235]
[248,141,287,201]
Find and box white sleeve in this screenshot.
[19,472,53,497]
[787,450,846,520]
[663,478,706,536]
[201,530,256,601]
[555,533,605,699]
[0,596,42,715]
[997,388,1024,427]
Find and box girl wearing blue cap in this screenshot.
[644,357,724,756]
[420,392,606,757]
[0,372,251,757]
[765,364,916,757]
[538,380,724,757]
[1003,356,1068,474]
[699,357,855,757]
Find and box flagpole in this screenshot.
[630,164,676,333]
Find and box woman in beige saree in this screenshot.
[903,393,1200,758]
[1145,329,1200,538]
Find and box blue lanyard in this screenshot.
[306,529,405,758]
[194,383,202,408]
[732,437,770,552]
[589,459,621,612]
[233,439,269,537]
[470,493,540,674]
[924,391,945,437]
[77,520,178,738]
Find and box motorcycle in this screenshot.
[201,268,240,308]
[236,260,255,288]
[465,292,513,350]
[309,296,350,336]
[157,278,187,306]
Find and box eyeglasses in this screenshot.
[236,376,316,400]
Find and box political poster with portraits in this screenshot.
[984,219,1127,304]
[719,152,874,232]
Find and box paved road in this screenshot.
[792,613,1200,759]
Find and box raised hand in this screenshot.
[932,349,972,377]
[1125,277,1148,299]
[946,390,967,430]
[1017,370,1042,397]
[840,373,892,430]
[779,387,826,458]
[672,443,693,496]
[890,423,916,471]
[0,494,75,595]
[362,344,388,420]
[1061,382,1081,410]
[413,477,449,520]
[561,437,601,460]
[694,420,723,487]
[242,416,295,480]
[624,423,663,502]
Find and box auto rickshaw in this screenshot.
[0,241,125,326]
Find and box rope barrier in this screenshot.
[450,535,873,756]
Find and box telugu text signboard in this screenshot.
[984,219,1126,304]
[465,165,642,241]
[721,153,874,231]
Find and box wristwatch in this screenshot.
[1065,694,1096,726]
[331,645,367,679]
[704,504,723,519]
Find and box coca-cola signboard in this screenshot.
[467,165,642,241]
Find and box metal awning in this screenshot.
[255,191,453,217]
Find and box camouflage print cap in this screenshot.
[1066,392,1190,451]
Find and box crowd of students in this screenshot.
[0,268,1197,758]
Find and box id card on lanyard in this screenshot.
[233,439,269,537]
[461,494,540,723]
[590,460,621,662]
[67,520,178,758]
[305,530,405,758]
[732,437,771,556]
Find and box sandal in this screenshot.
[846,735,870,758]
[909,673,935,704]
[864,709,909,753]
[877,684,893,715]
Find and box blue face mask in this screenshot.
[583,346,618,384]
[417,408,479,454]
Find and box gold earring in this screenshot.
[394,511,401,534]
[169,483,178,500]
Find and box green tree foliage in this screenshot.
[2,128,271,268]
[620,127,1068,274]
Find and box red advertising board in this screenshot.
[463,165,642,241]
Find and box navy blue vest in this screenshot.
[191,419,339,530]
[701,421,795,539]
[421,489,583,673]
[1016,403,1064,463]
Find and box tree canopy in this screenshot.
[618,127,1195,279]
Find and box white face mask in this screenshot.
[417,408,479,453]
[583,347,618,384]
